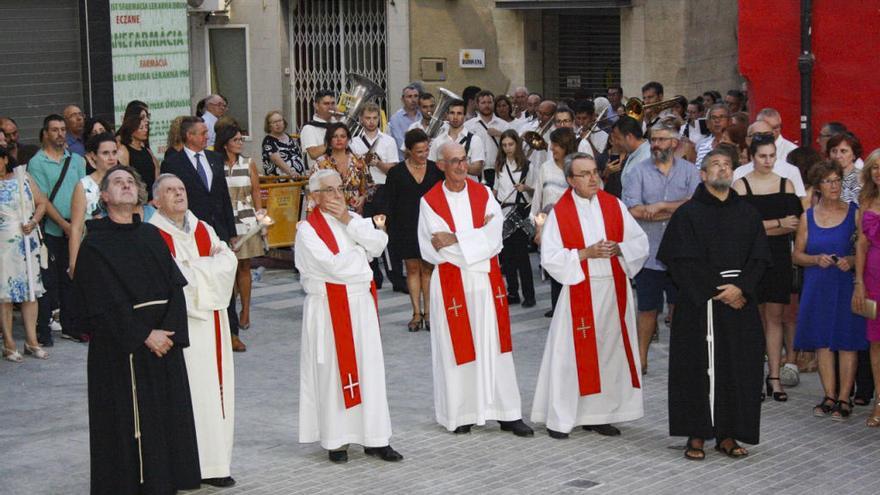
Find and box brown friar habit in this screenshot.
[657,184,771,445]
[74,216,200,495]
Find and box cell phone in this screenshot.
[697,118,709,136]
[609,154,620,163]
[831,255,840,263]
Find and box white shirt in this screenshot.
[576,129,610,157]
[349,130,398,185]
[428,128,485,169]
[300,115,332,170]
[775,135,798,161]
[465,114,511,171]
[513,115,536,135]
[530,158,568,219]
[203,111,219,148]
[732,159,807,197]
[494,159,536,215]
[183,146,213,190]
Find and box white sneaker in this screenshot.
[49,320,63,332]
[780,363,800,387]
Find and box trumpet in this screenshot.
[594,96,681,126]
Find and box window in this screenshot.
[206,25,251,134]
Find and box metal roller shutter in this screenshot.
[0,0,82,145]
[555,8,620,100]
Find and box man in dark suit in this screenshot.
[161,116,247,352]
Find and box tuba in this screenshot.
[425,88,462,138]
[336,73,385,136]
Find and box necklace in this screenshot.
[407,160,426,169]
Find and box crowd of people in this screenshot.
[1,77,879,493]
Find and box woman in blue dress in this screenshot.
[794,160,867,420]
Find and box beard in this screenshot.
[651,148,674,162]
[708,177,732,191]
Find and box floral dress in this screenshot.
[0,175,44,303]
[316,153,374,212]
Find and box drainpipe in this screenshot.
[798,0,814,147]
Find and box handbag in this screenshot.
[852,297,877,320]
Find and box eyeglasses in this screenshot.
[314,186,345,194]
[439,157,469,167]
[570,170,600,178]
[819,178,842,185]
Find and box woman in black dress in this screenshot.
[117,113,160,199]
[732,134,803,402]
[384,129,444,331]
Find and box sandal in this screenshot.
[813,396,836,417]
[765,377,788,402]
[2,347,23,363]
[421,313,430,332]
[831,400,852,421]
[407,314,422,332]
[684,437,705,461]
[866,406,880,427]
[715,438,748,458]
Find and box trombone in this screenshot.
[594,96,682,126]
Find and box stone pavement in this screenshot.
[2,256,879,494]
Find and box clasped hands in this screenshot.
[431,214,493,250]
[145,330,175,358]
[713,284,745,310]
[815,254,850,271]
[578,240,621,260]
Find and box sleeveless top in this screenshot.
[224,155,264,259]
[125,143,156,199]
[80,175,103,219]
[741,176,803,254]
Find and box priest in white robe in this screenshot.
[149,174,239,487]
[294,168,403,464]
[418,142,533,437]
[531,152,649,439]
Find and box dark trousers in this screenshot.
[500,229,534,301]
[549,273,562,310]
[37,234,80,342]
[855,350,875,401]
[227,293,239,337]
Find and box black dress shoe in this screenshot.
[583,424,621,436]
[499,419,534,437]
[547,429,569,439]
[328,449,348,463]
[521,298,536,308]
[507,294,521,304]
[37,338,54,348]
[544,309,554,318]
[453,424,473,434]
[364,445,403,462]
[393,285,410,294]
[202,477,236,487]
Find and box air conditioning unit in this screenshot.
[187,0,225,12]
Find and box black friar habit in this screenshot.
[74,216,201,495]
[657,184,771,445]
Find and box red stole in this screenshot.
[158,221,227,418]
[422,179,512,366]
[306,209,379,409]
[552,188,641,396]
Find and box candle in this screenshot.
[373,214,386,230]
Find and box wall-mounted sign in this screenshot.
[566,75,581,89]
[459,49,486,69]
[110,0,191,157]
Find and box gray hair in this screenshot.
[563,152,596,178]
[513,86,528,96]
[707,103,730,117]
[700,148,734,170]
[308,168,341,192]
[403,83,423,97]
[98,165,146,210]
[152,173,181,199]
[756,107,781,120]
[651,118,682,139]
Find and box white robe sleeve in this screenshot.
[417,190,503,268]
[615,198,650,278]
[294,221,376,285]
[345,214,389,258]
[177,224,238,315]
[540,209,586,286]
[530,165,544,220]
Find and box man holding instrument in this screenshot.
[531,152,649,439]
